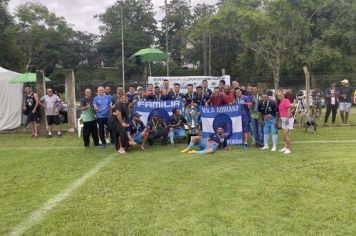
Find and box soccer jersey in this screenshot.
[235,96,251,121]
[80,97,96,122]
[258,100,278,119]
[128,120,145,135]
[208,133,227,149]
[168,114,187,128]
[93,95,111,118]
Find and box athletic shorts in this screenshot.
[209,142,219,152]
[281,117,294,130]
[339,102,352,112]
[242,119,250,133]
[27,110,40,123]
[132,133,143,143]
[47,115,60,125]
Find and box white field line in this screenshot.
[293,140,356,144]
[0,147,83,150]
[9,155,115,236]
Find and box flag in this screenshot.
[200,104,243,145]
[133,100,183,125]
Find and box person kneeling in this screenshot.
[180,127,229,154]
[168,108,187,146]
[128,112,148,150]
[147,112,168,146]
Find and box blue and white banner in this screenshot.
[134,100,183,125]
[200,105,243,145]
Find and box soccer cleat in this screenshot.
[243,143,248,149]
[180,148,190,153]
[187,150,197,154]
[283,149,291,155]
[261,146,269,150]
[271,147,277,152]
[279,147,287,152]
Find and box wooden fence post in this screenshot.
[36,70,47,133]
[65,69,77,132]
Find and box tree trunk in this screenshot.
[273,54,281,90]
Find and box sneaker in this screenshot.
[271,147,277,152]
[243,143,248,149]
[283,149,292,154]
[47,134,52,138]
[181,148,190,153]
[261,146,269,150]
[57,133,62,137]
[118,149,126,154]
[279,147,287,152]
[187,150,197,154]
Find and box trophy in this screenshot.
[187,105,200,137]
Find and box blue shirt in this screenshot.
[235,96,251,121]
[209,133,227,148]
[93,95,111,118]
[128,120,145,135]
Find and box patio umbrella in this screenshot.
[10,73,51,84]
[130,48,167,75]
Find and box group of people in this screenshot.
[76,79,295,155]
[23,78,354,156]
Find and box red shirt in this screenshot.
[222,92,234,105]
[209,94,225,106]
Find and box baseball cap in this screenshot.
[340,79,349,84]
[132,112,142,117]
[152,111,159,116]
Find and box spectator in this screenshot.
[250,85,263,147]
[161,79,171,96]
[232,80,240,89]
[234,88,252,149]
[276,91,293,155]
[93,86,113,146]
[168,108,187,146]
[219,80,225,92]
[126,85,136,103]
[128,112,148,150]
[147,112,168,146]
[194,86,209,107]
[258,94,278,151]
[209,87,224,106]
[40,88,62,138]
[23,85,40,138]
[324,83,339,126]
[144,83,154,97]
[80,88,99,148]
[338,79,354,125]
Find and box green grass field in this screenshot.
[1,113,356,235]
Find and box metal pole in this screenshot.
[121,1,125,91]
[165,0,169,77]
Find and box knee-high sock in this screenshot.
[272,135,278,148]
[197,150,208,154]
[264,134,269,146]
[188,141,195,149]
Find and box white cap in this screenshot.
[136,86,143,91]
[340,79,349,84]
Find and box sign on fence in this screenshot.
[133,100,183,125]
[148,75,231,93]
[200,104,243,145]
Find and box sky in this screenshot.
[8,0,219,34]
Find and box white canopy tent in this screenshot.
[0,66,22,131]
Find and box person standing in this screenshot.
[324,83,339,126]
[258,94,278,151]
[276,91,293,155]
[111,86,125,105]
[183,84,195,106]
[250,85,263,147]
[234,88,252,149]
[202,79,212,98]
[148,86,164,101]
[166,83,184,100]
[93,86,113,146]
[80,88,99,148]
[23,85,40,137]
[209,87,224,106]
[338,80,354,125]
[40,88,62,138]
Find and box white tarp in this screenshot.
[0,66,22,131]
[148,75,231,93]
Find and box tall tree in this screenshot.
[159,0,192,66]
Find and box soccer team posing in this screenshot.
[22,79,355,155]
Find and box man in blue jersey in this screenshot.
[234,88,252,149]
[180,127,230,154]
[128,112,148,150]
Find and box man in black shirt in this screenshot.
[258,94,278,151]
[324,83,339,126]
[23,85,40,137]
[147,111,168,145]
[338,79,354,124]
[166,83,184,100]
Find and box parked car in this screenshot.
[59,102,81,124]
